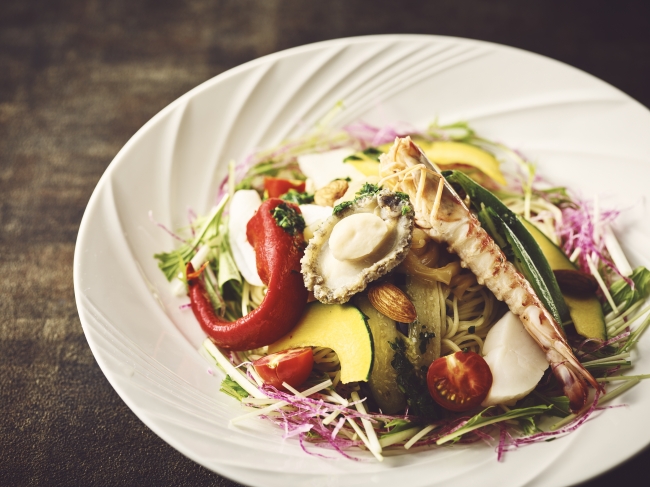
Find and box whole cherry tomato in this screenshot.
[253,348,313,390]
[264,177,306,198]
[426,350,492,412]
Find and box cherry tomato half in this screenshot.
[253,348,313,390]
[264,177,306,198]
[426,350,492,412]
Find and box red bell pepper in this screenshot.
[187,198,308,350]
[264,177,306,198]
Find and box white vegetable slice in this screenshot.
[299,204,332,227]
[481,311,549,406]
[297,148,364,189]
[300,203,334,241]
[228,190,264,286]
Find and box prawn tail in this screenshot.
[551,358,589,412]
[549,342,601,413]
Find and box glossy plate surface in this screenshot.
[74,35,650,486]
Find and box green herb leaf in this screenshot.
[218,236,242,288]
[390,338,439,420]
[271,203,306,235]
[357,182,381,198]
[381,419,415,438]
[332,200,354,215]
[436,404,551,445]
[604,266,650,314]
[280,189,314,205]
[220,375,250,401]
[333,183,383,215]
[153,200,228,282]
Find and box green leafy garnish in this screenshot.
[271,203,306,235]
[390,338,439,420]
[217,236,241,287]
[220,375,250,401]
[235,160,280,191]
[332,183,382,215]
[604,266,650,314]
[153,200,228,282]
[436,405,551,445]
[381,419,415,438]
[281,189,314,205]
[332,200,353,214]
[357,182,381,197]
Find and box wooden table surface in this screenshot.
[2,1,650,485]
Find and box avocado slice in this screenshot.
[521,219,606,340]
[268,302,374,383]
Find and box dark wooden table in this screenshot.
[2,1,649,485]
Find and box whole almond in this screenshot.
[553,269,598,297]
[314,179,349,207]
[367,282,417,323]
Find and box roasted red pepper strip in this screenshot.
[264,177,306,198]
[187,198,308,351]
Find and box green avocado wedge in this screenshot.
[268,302,374,384]
[521,220,606,340]
[443,170,570,327]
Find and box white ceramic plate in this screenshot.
[74,35,650,487]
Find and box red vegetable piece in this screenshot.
[187,198,308,350]
[426,351,493,412]
[253,348,314,390]
[264,177,306,198]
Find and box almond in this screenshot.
[553,269,598,297]
[367,282,417,323]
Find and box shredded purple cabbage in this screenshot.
[343,121,419,147]
[556,198,633,286]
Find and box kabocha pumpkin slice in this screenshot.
[268,302,374,383]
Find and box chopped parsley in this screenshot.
[332,200,354,215]
[390,338,439,420]
[280,189,314,205]
[356,182,381,198]
[271,203,305,235]
[401,205,411,216]
[333,183,383,215]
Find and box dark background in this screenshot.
[2,1,650,485]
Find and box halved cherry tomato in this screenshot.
[253,348,313,390]
[426,350,492,412]
[264,177,306,198]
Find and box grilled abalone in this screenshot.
[302,185,414,304]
